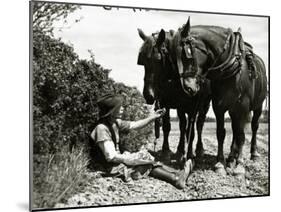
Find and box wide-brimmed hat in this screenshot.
[97,94,123,118]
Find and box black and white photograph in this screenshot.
[30,0,269,211]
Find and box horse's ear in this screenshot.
[138,28,147,41]
[156,29,166,47]
[181,17,191,37]
[169,29,175,36]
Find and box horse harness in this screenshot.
[178,27,257,81]
[151,33,203,87]
[151,33,176,73]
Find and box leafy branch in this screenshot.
[32,2,81,36]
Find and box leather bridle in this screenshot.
[176,34,208,85]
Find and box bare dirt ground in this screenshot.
[55,121,269,208]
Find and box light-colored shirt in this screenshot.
[91,119,130,161]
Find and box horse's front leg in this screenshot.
[195,113,205,158]
[185,115,196,160]
[161,108,172,161]
[176,109,187,160]
[213,106,226,175]
[195,97,210,158]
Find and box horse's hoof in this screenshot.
[175,150,184,159]
[195,148,205,158]
[226,167,233,175]
[176,157,186,168]
[214,162,226,175]
[233,164,246,179]
[227,158,236,169]
[187,153,195,160]
[251,152,260,161]
[177,156,187,169]
[161,150,173,162]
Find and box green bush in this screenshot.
[33,31,152,154]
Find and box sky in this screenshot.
[53,5,269,116]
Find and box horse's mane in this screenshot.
[173,25,229,41]
[192,25,229,39]
[192,25,227,31]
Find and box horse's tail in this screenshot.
[252,54,268,109]
[254,54,268,90]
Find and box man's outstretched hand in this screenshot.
[153,108,166,119]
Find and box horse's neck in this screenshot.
[162,57,179,81]
[192,26,229,57]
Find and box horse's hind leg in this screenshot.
[233,119,247,177]
[213,105,226,175]
[231,103,249,177]
[227,113,239,168]
[176,109,187,160]
[251,107,262,160]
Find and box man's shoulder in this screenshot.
[91,123,112,143]
[95,123,108,130]
[97,123,113,132]
[92,123,110,136]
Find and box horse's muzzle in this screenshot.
[182,78,199,97]
[143,90,155,105]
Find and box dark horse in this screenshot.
[168,18,267,175]
[137,28,211,163]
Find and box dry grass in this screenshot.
[32,146,90,209]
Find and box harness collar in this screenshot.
[204,28,244,80]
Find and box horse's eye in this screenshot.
[186,47,191,54]
[154,53,161,60]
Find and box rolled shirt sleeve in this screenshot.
[116,119,131,132]
[98,140,117,161]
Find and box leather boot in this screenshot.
[149,159,194,189]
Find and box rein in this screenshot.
[153,99,161,152]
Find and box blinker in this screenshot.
[184,44,193,59]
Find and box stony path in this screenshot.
[55,122,269,208]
